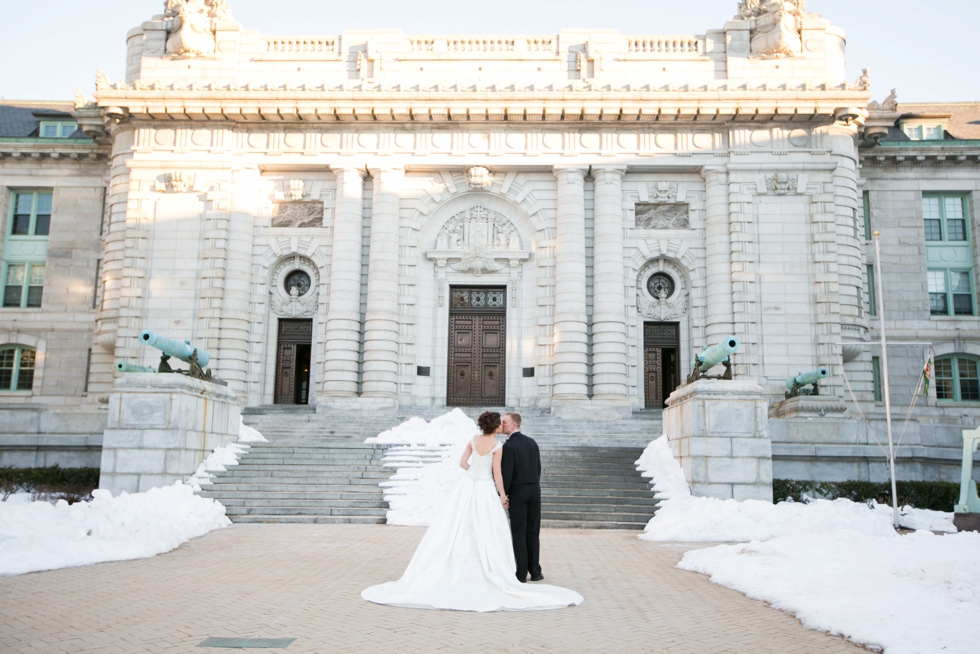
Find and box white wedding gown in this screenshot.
[362,439,584,612]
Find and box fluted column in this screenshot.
[321,166,366,400]
[591,166,630,413]
[700,166,735,342]
[217,166,259,398]
[361,166,404,404]
[551,166,590,410]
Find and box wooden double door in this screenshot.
[644,322,680,409]
[447,287,506,406]
[274,319,312,405]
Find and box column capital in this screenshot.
[591,165,627,182]
[553,165,588,182]
[331,165,368,180]
[367,165,405,180]
[699,165,729,183]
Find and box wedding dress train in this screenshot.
[361,439,584,612]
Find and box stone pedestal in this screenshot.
[99,374,241,495]
[664,379,773,501]
[769,395,848,420]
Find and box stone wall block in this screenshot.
[115,448,165,474]
[689,437,733,458]
[119,395,169,429]
[732,437,772,459]
[141,429,183,450]
[706,402,755,435]
[707,456,760,484]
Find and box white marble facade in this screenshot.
[70,0,873,417]
[5,0,980,482]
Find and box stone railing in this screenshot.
[262,37,338,56]
[625,35,704,56]
[404,36,556,55]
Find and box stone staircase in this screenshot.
[199,406,662,528]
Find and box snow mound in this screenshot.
[0,482,230,577]
[678,530,980,654]
[636,436,897,542]
[0,419,269,576]
[367,408,477,446]
[367,410,480,526]
[238,418,268,443]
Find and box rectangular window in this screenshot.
[862,191,872,240]
[867,265,877,316]
[928,270,948,315]
[2,263,44,309]
[923,195,970,243]
[4,191,51,310]
[961,359,980,402]
[924,195,975,317]
[872,356,883,403]
[936,357,954,400]
[929,269,974,317]
[39,122,78,138]
[8,191,52,237]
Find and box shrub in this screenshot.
[30,484,94,505]
[0,465,100,502]
[773,479,961,512]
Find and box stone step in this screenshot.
[231,515,387,525]
[208,475,387,485]
[541,520,646,530]
[223,506,388,517]
[200,483,386,493]
[212,498,387,509]
[541,502,657,513]
[539,495,658,506]
[541,511,652,523]
[201,490,386,500]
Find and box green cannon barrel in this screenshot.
[115,362,157,373]
[786,367,829,391]
[697,336,740,373]
[138,330,211,367]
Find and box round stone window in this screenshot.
[284,270,312,296]
[647,273,675,300]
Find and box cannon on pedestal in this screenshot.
[686,336,740,384]
[785,367,829,399]
[138,330,213,382]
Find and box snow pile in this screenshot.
[636,436,953,542]
[0,482,229,576]
[679,530,980,654]
[0,419,269,576]
[367,409,481,526]
[237,417,269,443]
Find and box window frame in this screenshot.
[928,267,975,317]
[8,190,52,238]
[0,345,37,392]
[2,261,45,309]
[871,356,883,403]
[866,264,877,317]
[861,191,872,241]
[935,355,980,403]
[38,121,78,139]
[922,194,970,243]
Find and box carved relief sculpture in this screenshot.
[155,171,197,193]
[466,166,493,190]
[739,0,806,58]
[637,261,689,321]
[270,257,319,318]
[164,0,233,57]
[287,179,306,201]
[766,173,798,194]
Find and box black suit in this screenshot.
[501,430,542,582]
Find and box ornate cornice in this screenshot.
[0,140,110,162]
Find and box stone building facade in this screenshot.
[1,0,978,483]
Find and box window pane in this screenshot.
[16,349,35,391]
[60,123,78,137]
[6,265,25,286]
[944,197,964,219]
[40,124,59,137]
[936,357,954,400]
[35,193,52,215]
[872,356,882,402]
[15,194,34,215]
[924,126,942,140]
[924,220,942,241]
[947,219,966,241]
[953,294,974,315]
[0,349,12,389]
[927,271,947,293]
[906,126,922,140]
[931,294,949,315]
[26,288,42,308]
[33,214,50,236]
[28,265,45,286]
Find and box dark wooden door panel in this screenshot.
[644,347,663,410]
[644,322,679,409]
[275,319,313,405]
[448,291,506,406]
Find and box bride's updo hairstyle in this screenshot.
[477,411,501,435]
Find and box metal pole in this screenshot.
[874,232,900,528]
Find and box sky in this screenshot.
[0,0,975,104]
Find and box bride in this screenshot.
[362,411,583,612]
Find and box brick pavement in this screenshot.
[0,525,867,653]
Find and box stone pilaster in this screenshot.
[700,166,735,343]
[550,166,590,414]
[216,167,258,398]
[591,166,631,417]
[360,166,404,410]
[319,166,366,404]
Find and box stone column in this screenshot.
[360,166,404,411]
[591,166,631,417]
[217,166,258,398]
[700,166,735,343]
[319,167,366,406]
[550,166,590,416]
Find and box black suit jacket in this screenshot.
[501,431,541,494]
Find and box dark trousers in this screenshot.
[508,482,541,581]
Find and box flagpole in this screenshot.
[874,232,900,529]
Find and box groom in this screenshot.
[500,412,544,583]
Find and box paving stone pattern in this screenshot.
[0,525,867,653]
